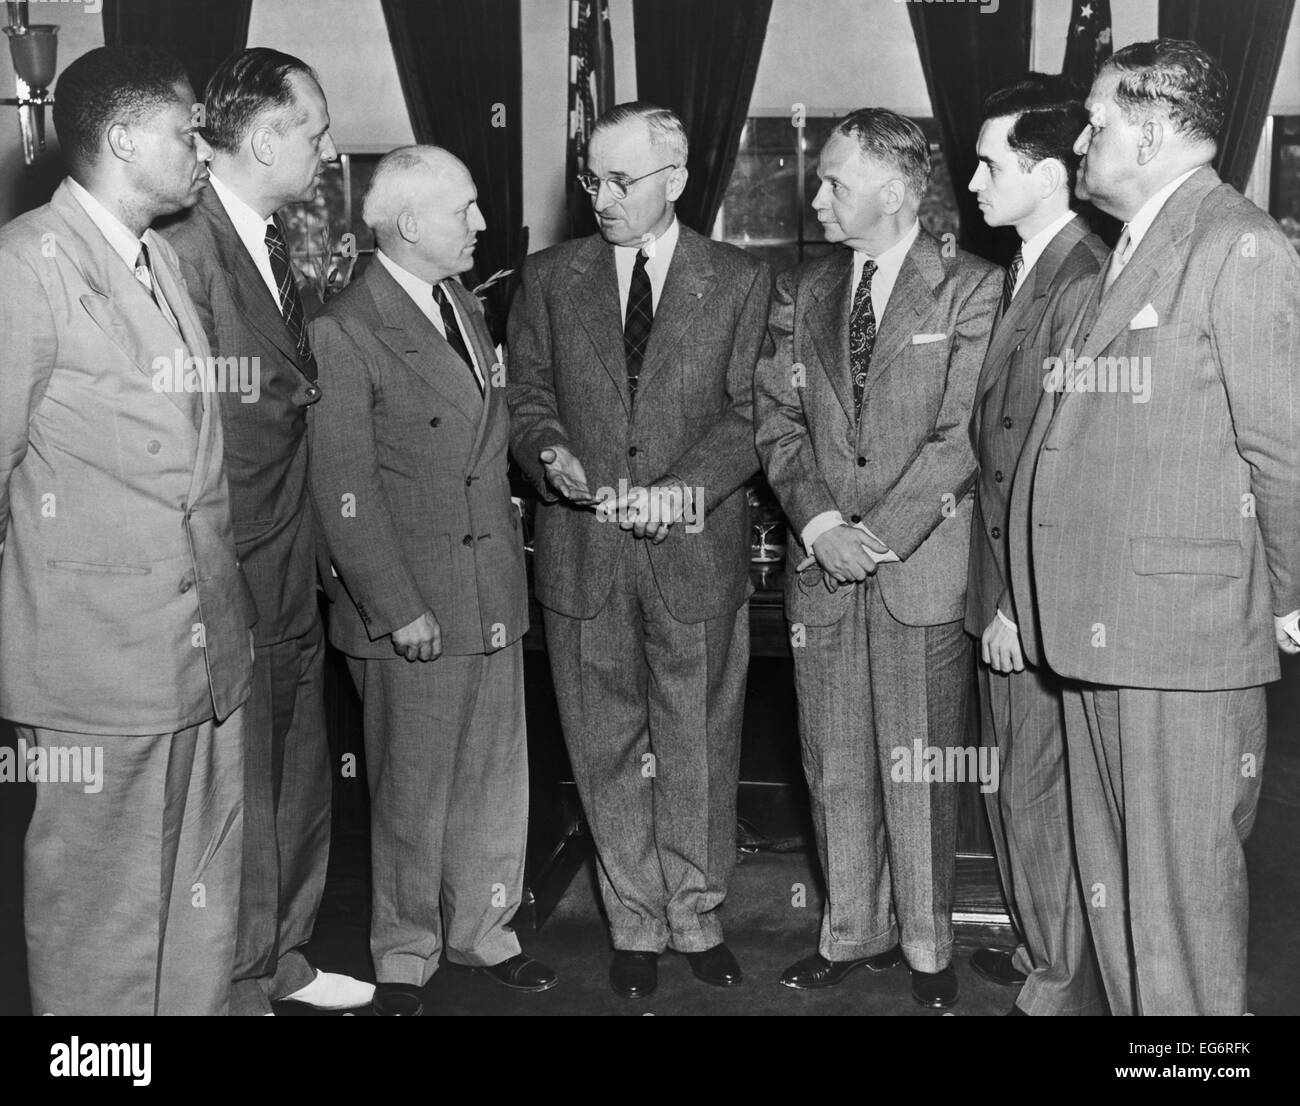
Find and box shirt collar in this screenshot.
[1018,209,1077,280]
[375,248,444,304]
[1125,166,1200,252]
[208,172,274,249]
[66,176,145,272]
[853,219,919,279]
[614,216,680,263]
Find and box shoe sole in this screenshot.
[780,952,903,990]
[476,970,560,994]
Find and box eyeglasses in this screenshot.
[576,164,678,200]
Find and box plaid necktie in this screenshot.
[433,283,483,395]
[850,259,878,414]
[1001,246,1024,315]
[623,250,653,403]
[264,217,317,380]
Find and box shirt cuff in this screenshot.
[995,608,1018,632]
[801,510,845,554]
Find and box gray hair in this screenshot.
[361,145,462,243]
[834,108,932,201]
[590,101,689,166]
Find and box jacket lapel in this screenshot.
[864,231,944,399]
[446,277,499,472]
[808,250,856,424]
[564,236,631,415]
[636,225,716,393]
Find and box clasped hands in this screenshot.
[796,524,890,591]
[540,445,687,543]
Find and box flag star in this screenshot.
[1081,2,1093,17]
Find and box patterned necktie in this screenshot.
[432,283,483,395]
[1001,246,1024,315]
[1104,225,1132,293]
[624,250,653,403]
[264,217,317,380]
[850,259,878,414]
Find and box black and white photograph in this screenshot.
[0,0,1296,1075]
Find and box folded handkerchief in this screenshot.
[911,332,948,344]
[1129,303,1159,330]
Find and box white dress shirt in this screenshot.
[1013,209,1077,298]
[375,249,485,390]
[208,172,280,306]
[800,220,921,563]
[614,216,680,318]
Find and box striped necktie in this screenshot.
[1000,246,1024,315]
[264,217,317,380]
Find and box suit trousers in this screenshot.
[346,642,527,984]
[230,617,331,1015]
[977,660,1103,1014]
[19,710,244,1015]
[794,579,966,973]
[1063,682,1266,1015]
[542,540,747,954]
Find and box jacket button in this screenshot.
[304,385,321,402]
[856,456,866,467]
[991,526,1002,540]
[850,514,861,523]
[994,470,1004,483]
[430,418,440,428]
[147,440,161,454]
[628,446,638,457]
[1002,416,1013,429]
[462,534,473,547]
[465,476,473,486]
[179,577,193,593]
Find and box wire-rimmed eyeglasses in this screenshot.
[575,164,678,200]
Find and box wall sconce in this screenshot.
[2,1,58,166]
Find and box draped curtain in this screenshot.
[907,0,1032,264]
[381,0,523,341]
[631,0,772,235]
[1159,0,1295,193]
[102,0,253,97]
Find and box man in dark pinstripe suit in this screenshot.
[965,74,1107,1017]
[1010,40,1300,1015]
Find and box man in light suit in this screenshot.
[163,47,371,1017]
[310,147,556,1017]
[755,108,1000,1009]
[508,103,770,999]
[0,46,255,1015]
[964,75,1108,1017]
[1010,39,1300,1015]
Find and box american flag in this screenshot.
[566,0,615,240]
[1062,0,1113,91]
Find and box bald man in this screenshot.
[309,146,556,1016]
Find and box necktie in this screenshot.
[432,283,483,395]
[849,259,878,414]
[134,242,179,332]
[624,250,653,403]
[1000,246,1024,315]
[1103,225,1132,293]
[264,217,317,380]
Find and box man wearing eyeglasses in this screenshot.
[508,102,771,1000]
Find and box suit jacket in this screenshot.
[1009,167,1300,689]
[163,185,331,647]
[0,180,255,734]
[964,215,1107,639]
[508,224,771,623]
[308,258,528,659]
[755,229,1001,628]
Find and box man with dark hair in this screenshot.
[756,108,1000,1009]
[965,73,1107,1016]
[1010,39,1300,1014]
[509,102,769,999]
[0,46,254,1014]
[162,47,370,1015]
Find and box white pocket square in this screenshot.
[1129,304,1159,330]
[911,332,948,344]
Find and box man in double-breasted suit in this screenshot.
[0,46,254,1015]
[163,47,370,1016]
[508,103,770,999]
[755,108,1000,1009]
[310,146,556,1017]
[964,75,1108,1017]
[1010,40,1300,1015]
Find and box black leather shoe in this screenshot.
[610,951,659,999]
[970,947,1027,987]
[373,983,423,1017]
[477,953,559,993]
[911,964,959,1009]
[779,946,903,990]
[684,943,743,987]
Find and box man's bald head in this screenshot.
[362,145,485,283]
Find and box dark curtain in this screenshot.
[381,0,524,343]
[632,0,772,235]
[1159,0,1295,193]
[102,0,253,98]
[908,0,1032,263]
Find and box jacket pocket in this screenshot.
[1129,537,1242,578]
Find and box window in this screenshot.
[714,113,962,271]
[279,153,382,299]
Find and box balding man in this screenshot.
[310,146,556,1017]
[1010,39,1300,1015]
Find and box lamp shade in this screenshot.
[4,23,57,90]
